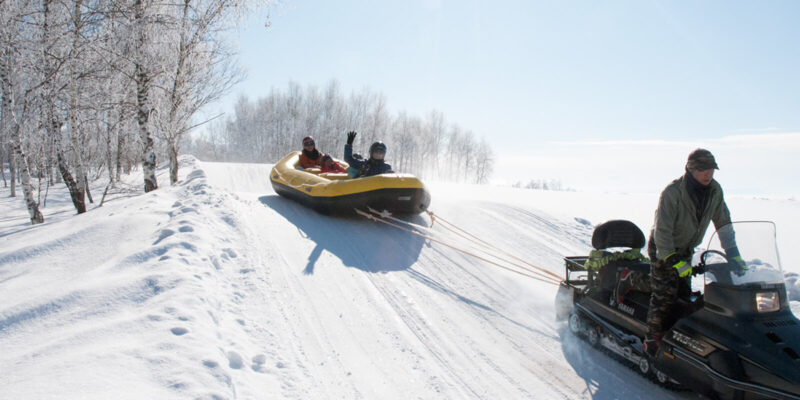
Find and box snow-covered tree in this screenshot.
[1,0,45,223]
[190,80,495,184]
[1,0,269,223]
[154,0,250,185]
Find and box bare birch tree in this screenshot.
[0,0,44,222]
[154,0,249,185]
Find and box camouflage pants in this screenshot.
[646,259,679,341]
[628,270,652,292]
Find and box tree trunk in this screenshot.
[84,173,93,203]
[67,117,87,212]
[0,149,6,188]
[115,126,124,182]
[70,0,87,209]
[54,129,86,213]
[169,140,179,185]
[142,134,157,192]
[106,117,115,184]
[135,0,157,193]
[5,144,13,194]
[2,71,43,223]
[137,76,157,192]
[15,144,44,224]
[2,57,17,197]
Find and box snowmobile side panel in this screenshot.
[669,346,800,400]
[579,296,648,339]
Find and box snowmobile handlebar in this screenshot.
[696,249,749,280]
[691,263,706,276]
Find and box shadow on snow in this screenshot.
[558,325,690,400]
[260,194,558,340]
[259,195,427,275]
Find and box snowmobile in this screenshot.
[555,220,800,399]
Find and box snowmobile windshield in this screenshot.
[703,221,785,287]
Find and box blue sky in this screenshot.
[204,0,800,195]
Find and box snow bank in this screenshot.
[1,158,281,399]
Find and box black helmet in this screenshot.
[369,141,387,159]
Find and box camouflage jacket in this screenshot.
[649,174,734,261]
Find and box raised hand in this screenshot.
[346,131,357,146]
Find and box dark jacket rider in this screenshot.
[343,131,393,178]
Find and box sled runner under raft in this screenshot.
[269,151,431,215]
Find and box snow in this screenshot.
[1,156,798,399]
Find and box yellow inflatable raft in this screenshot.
[269,151,431,215]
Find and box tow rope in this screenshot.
[355,208,561,286]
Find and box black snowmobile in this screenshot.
[555,220,800,399]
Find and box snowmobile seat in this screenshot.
[584,220,650,293]
[591,220,645,250]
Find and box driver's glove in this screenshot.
[665,253,692,278]
[726,246,748,276]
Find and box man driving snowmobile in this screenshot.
[343,131,393,178]
[640,148,741,357]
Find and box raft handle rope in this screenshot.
[355,208,561,286]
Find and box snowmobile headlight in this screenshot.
[755,291,780,313]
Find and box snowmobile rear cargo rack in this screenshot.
[563,256,590,287]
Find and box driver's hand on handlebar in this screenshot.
[666,253,692,278]
[726,246,748,276]
[731,256,748,277]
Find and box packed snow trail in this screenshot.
[4,157,797,399]
[197,160,694,399]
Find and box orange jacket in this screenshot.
[299,150,322,169]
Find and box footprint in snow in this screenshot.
[153,229,175,245]
[170,327,189,336]
[178,242,197,252]
[178,225,194,233]
[226,351,244,369]
[203,360,218,369]
[222,248,237,259]
[221,216,236,227]
[251,354,267,373]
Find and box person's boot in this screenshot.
[614,268,633,304]
[643,337,660,358]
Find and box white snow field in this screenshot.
[1,156,798,399]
